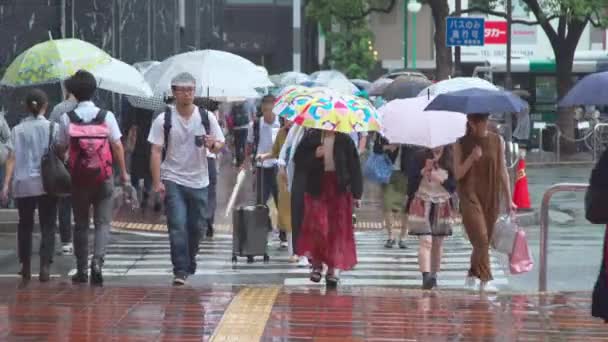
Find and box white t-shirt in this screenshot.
[148,106,225,189]
[247,116,280,168]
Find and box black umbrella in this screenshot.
[425,88,527,114]
[382,76,431,101]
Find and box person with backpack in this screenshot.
[55,70,130,286]
[148,73,225,286]
[1,89,58,283]
[243,95,285,246]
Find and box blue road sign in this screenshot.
[446,17,485,47]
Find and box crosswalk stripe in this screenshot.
[71,231,512,290]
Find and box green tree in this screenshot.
[462,0,607,152]
[306,0,397,79]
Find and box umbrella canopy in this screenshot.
[133,61,160,75]
[380,96,466,148]
[368,78,394,96]
[273,71,310,88]
[308,70,358,95]
[145,49,273,98]
[273,85,381,133]
[559,71,608,107]
[419,77,498,97]
[382,76,432,101]
[425,88,527,114]
[350,79,371,91]
[94,58,153,97]
[1,38,111,87]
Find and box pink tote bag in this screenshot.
[509,229,534,274]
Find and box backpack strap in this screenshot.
[47,122,54,150]
[162,106,172,161]
[67,111,83,124]
[199,107,210,134]
[92,110,108,124]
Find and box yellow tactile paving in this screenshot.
[209,286,280,342]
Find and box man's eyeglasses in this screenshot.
[172,86,195,93]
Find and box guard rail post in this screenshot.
[539,183,589,292]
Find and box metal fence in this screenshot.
[538,183,589,292]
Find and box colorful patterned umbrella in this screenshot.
[1,39,111,87]
[273,86,381,133]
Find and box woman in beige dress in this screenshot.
[453,113,515,291]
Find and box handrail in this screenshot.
[538,183,589,292]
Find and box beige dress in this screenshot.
[457,132,504,282]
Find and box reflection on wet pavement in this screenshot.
[0,281,604,341]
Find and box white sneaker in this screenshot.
[62,243,73,256]
[465,276,476,289]
[280,241,288,249]
[298,256,309,267]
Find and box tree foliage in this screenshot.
[306,0,396,79]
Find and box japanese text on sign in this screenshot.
[446,17,485,47]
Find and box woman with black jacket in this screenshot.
[294,129,363,287]
[406,145,456,290]
[373,134,410,249]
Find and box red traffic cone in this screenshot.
[513,159,531,210]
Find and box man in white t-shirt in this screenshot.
[148,73,225,285]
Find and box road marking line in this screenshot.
[209,286,280,342]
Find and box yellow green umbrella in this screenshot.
[1,38,111,87]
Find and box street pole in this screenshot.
[293,0,302,72]
[194,0,201,49]
[60,0,66,38]
[454,0,461,76]
[505,0,513,171]
[147,0,152,59]
[411,12,417,69]
[403,0,408,69]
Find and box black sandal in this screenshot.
[310,269,322,283]
[325,274,339,288]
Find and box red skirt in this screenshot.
[297,172,357,271]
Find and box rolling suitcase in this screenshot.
[231,168,271,264]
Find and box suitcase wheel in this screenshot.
[247,256,255,264]
[263,254,270,263]
[231,255,237,263]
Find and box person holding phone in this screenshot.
[453,113,516,292]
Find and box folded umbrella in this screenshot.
[380,96,466,148]
[559,71,608,107]
[425,88,527,114]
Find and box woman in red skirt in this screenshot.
[294,129,363,287]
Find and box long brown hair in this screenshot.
[416,145,453,172]
[465,113,490,137]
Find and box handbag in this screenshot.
[41,122,71,195]
[509,228,534,274]
[492,215,518,254]
[363,152,393,184]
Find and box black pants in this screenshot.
[290,169,307,255]
[17,195,57,264]
[55,196,72,244]
[234,129,248,166]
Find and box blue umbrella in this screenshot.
[424,87,527,114]
[559,71,608,107]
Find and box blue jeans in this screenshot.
[164,180,208,277]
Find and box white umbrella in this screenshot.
[92,58,153,97]
[308,70,358,95]
[380,96,467,148]
[418,77,498,97]
[133,61,160,75]
[146,49,273,98]
[275,71,310,87]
